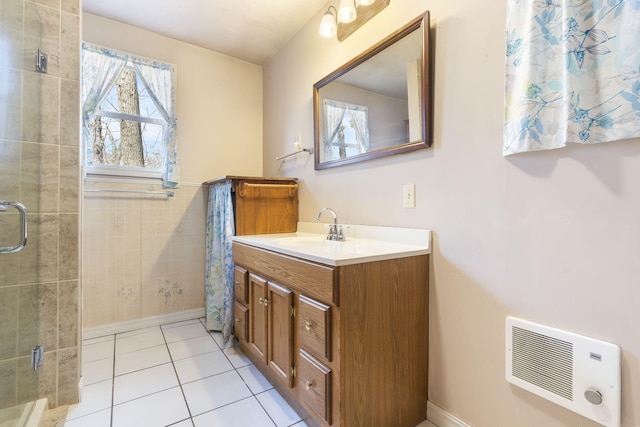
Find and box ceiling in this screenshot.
[82,0,328,65]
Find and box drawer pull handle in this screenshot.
[258,298,269,306]
[305,380,313,391]
[235,281,241,286]
[304,321,313,331]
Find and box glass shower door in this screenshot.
[0,0,43,424]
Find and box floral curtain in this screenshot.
[205,181,235,345]
[503,0,640,156]
[81,43,179,187]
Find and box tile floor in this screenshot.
[65,318,307,427]
[65,317,438,427]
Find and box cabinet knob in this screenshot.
[235,281,241,286]
[305,380,313,391]
[304,321,313,331]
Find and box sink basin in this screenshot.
[273,236,330,247]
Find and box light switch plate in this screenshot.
[403,184,415,208]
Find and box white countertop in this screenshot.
[232,222,431,266]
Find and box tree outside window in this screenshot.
[81,44,179,187]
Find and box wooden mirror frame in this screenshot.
[313,12,432,170]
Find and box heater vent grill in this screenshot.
[506,317,621,427]
[511,326,573,400]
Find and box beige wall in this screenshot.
[81,15,263,329]
[264,1,640,426]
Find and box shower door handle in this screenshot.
[0,201,28,254]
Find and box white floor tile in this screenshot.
[237,364,273,394]
[116,328,165,355]
[83,335,115,345]
[173,351,233,384]
[82,357,113,385]
[162,322,209,343]
[182,370,252,416]
[113,362,179,405]
[168,335,219,361]
[116,325,160,338]
[114,344,171,376]
[66,379,113,421]
[208,331,225,348]
[111,387,190,427]
[168,420,194,427]
[223,344,252,368]
[192,397,275,427]
[63,408,111,427]
[82,338,114,363]
[256,389,302,427]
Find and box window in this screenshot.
[81,43,179,187]
[323,99,369,160]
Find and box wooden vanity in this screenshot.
[232,226,430,427]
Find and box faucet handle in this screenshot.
[337,225,346,241]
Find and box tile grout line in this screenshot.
[110,334,116,427]
[160,322,196,426]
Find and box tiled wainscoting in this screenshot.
[82,182,207,328]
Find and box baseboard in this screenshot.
[82,308,205,339]
[428,401,472,427]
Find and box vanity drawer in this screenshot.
[234,301,248,342]
[298,349,332,425]
[234,266,249,304]
[298,295,331,361]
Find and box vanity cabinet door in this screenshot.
[267,282,294,388]
[248,273,268,364]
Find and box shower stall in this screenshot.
[0,0,78,424]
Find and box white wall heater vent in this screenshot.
[506,317,621,427]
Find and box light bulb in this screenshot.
[337,0,357,23]
[359,0,375,5]
[318,9,337,38]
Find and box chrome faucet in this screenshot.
[316,208,346,241]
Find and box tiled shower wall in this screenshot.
[82,182,207,329]
[0,0,81,410]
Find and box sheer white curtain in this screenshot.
[323,100,347,159]
[349,107,370,153]
[504,0,640,156]
[81,45,127,148]
[135,63,179,188]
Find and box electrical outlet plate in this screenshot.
[403,184,415,208]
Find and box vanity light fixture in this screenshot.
[319,6,338,38]
[337,0,357,23]
[318,0,390,41]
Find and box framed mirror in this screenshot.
[314,12,432,170]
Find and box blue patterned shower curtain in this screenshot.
[205,181,235,345]
[504,0,640,156]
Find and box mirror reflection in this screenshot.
[314,12,431,170]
